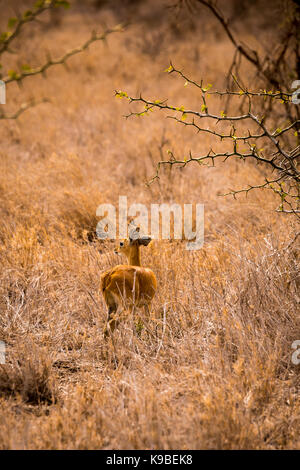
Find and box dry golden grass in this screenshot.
[0,0,299,449]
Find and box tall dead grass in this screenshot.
[0,0,299,449]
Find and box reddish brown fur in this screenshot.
[101,236,157,336]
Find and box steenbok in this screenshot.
[101,226,157,337]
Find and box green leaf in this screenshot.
[115,90,128,99]
[0,31,11,42]
[55,0,70,8]
[7,17,18,29]
[202,84,212,92]
[181,113,187,121]
[164,65,173,73]
[34,0,45,8]
[21,64,31,71]
[8,69,19,79]
[201,104,207,113]
[23,10,33,19]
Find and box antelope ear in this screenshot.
[138,236,152,246]
[129,226,140,243]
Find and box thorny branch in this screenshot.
[2,25,125,86]
[116,64,300,217]
[172,0,300,125]
[0,0,126,120]
[0,0,64,58]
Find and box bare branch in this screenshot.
[0,98,48,120]
[0,0,68,58]
[118,65,300,216]
[3,24,126,85]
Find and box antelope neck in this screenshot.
[128,246,141,266]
